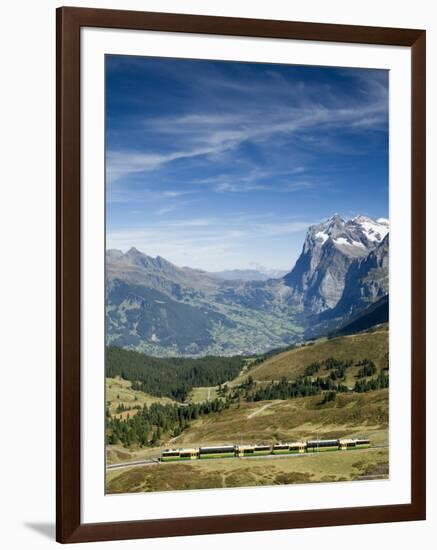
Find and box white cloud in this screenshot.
[160,190,191,198]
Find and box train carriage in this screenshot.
[235,444,273,457]
[338,438,357,450]
[235,444,256,457]
[306,439,339,452]
[272,443,289,455]
[289,441,307,453]
[252,444,272,456]
[161,448,199,461]
[160,450,181,462]
[272,441,306,454]
[199,445,235,459]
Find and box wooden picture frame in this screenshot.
[56,6,426,543]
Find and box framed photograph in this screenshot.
[56,7,426,543]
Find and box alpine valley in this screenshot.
[106,214,389,357]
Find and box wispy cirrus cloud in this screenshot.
[155,205,177,216]
[107,84,387,185]
[107,148,218,184]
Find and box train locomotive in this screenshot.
[160,438,370,462]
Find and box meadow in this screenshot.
[233,328,388,387]
[106,446,388,493]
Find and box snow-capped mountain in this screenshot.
[284,214,389,314]
[311,214,388,251]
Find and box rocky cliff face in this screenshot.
[327,234,389,319]
[284,214,388,314]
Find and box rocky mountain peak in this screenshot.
[285,214,389,313]
[125,246,148,260]
[307,214,388,255]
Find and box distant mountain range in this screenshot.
[210,268,288,282]
[106,214,389,356]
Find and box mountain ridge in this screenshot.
[106,214,389,356]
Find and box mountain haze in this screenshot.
[210,268,288,282]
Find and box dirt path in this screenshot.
[246,401,276,419]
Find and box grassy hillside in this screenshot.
[235,328,388,387]
[106,446,388,493]
[106,329,389,452]
[174,389,388,447]
[187,386,219,403]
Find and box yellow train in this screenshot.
[160,438,370,461]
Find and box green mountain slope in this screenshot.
[236,328,388,384]
[333,296,388,337]
[106,275,304,357]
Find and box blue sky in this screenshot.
[106,56,388,272]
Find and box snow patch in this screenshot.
[315,231,329,243]
[334,237,366,249]
[334,237,350,246]
[351,239,366,249]
[353,216,389,242]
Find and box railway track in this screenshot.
[107,458,160,470]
